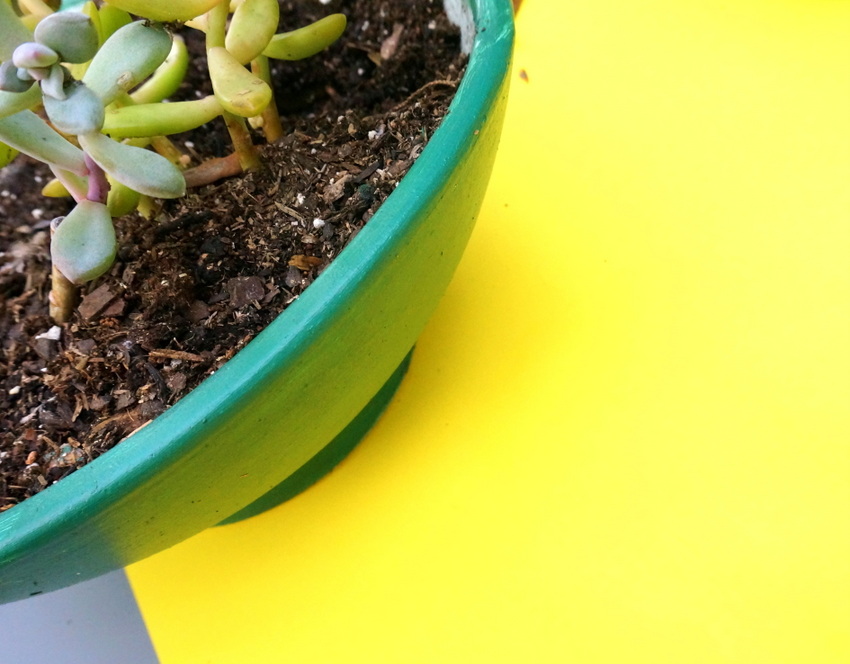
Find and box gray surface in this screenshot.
[0,569,159,664]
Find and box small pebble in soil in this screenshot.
[226,276,266,309]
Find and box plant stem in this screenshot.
[206,0,260,171]
[49,266,77,323]
[137,195,155,219]
[150,136,191,168]
[223,111,260,171]
[183,152,241,188]
[84,154,109,204]
[48,223,78,323]
[205,0,228,49]
[251,56,284,143]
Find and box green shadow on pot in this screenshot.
[219,348,413,525]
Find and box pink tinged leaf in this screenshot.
[12,42,59,69]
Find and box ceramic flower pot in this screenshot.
[0,0,514,604]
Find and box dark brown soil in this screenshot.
[0,0,465,511]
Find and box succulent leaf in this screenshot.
[43,82,105,135]
[130,35,189,104]
[19,14,41,32]
[103,95,222,138]
[64,3,101,80]
[17,0,53,20]
[102,0,222,22]
[106,177,141,217]
[263,14,347,61]
[0,81,40,121]
[50,200,117,284]
[225,0,279,65]
[82,21,172,106]
[12,42,59,69]
[208,46,271,118]
[0,110,87,174]
[41,177,71,198]
[203,0,228,49]
[0,141,18,168]
[97,5,133,42]
[0,3,33,61]
[39,63,68,100]
[0,61,34,94]
[79,1,103,41]
[184,14,209,32]
[22,65,50,81]
[34,12,99,64]
[49,167,88,201]
[79,130,186,199]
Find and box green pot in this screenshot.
[0,0,514,604]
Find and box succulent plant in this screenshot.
[0,0,346,322]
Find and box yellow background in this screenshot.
[127,1,850,661]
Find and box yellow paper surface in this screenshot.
[127,1,850,661]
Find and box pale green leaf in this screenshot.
[0,84,40,119]
[103,96,221,138]
[0,141,18,168]
[208,46,271,118]
[51,200,117,284]
[0,3,32,61]
[79,131,186,199]
[34,11,99,65]
[102,0,221,22]
[43,83,105,135]
[39,63,68,100]
[263,14,347,62]
[97,5,133,42]
[0,110,87,174]
[0,61,34,94]
[225,0,279,65]
[106,177,140,217]
[82,21,172,106]
[130,35,189,104]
